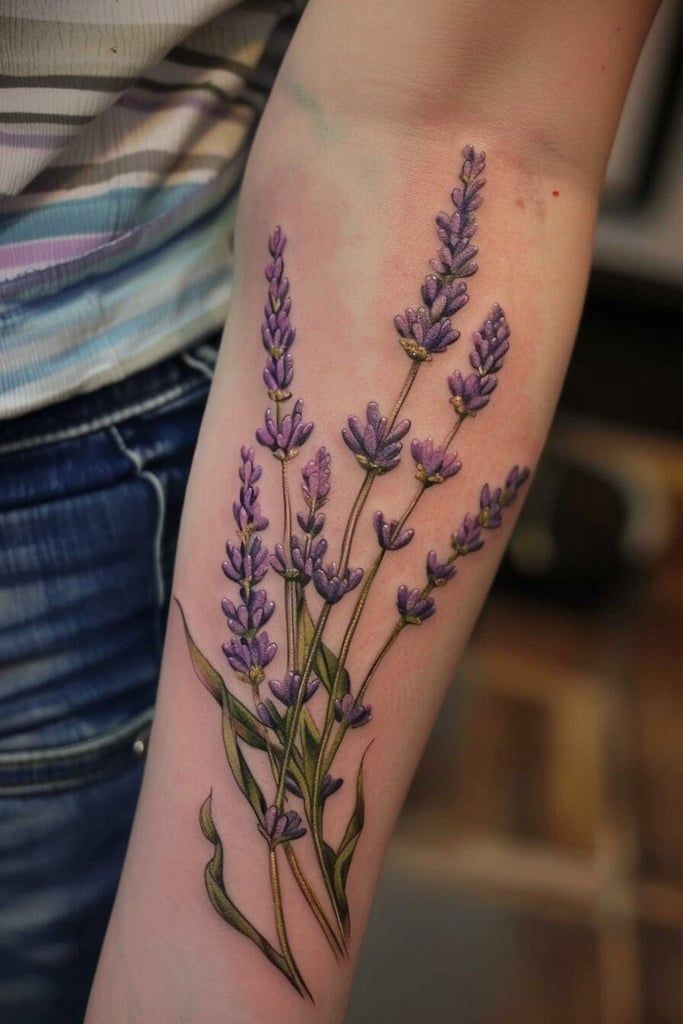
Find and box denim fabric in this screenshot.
[0,337,217,1023]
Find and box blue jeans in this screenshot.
[0,338,217,1024]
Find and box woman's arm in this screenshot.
[87,2,659,1020]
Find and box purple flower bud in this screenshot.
[302,447,331,508]
[268,226,286,260]
[452,513,485,555]
[321,774,343,800]
[268,671,319,707]
[502,464,530,505]
[430,147,486,280]
[256,398,314,461]
[342,402,411,475]
[270,536,328,585]
[396,584,436,624]
[256,699,282,730]
[312,562,363,604]
[263,352,294,401]
[261,805,306,845]
[426,550,457,587]
[394,306,459,361]
[421,276,469,320]
[334,693,372,729]
[222,631,277,686]
[232,447,269,535]
[478,483,503,529]
[447,369,497,415]
[221,588,274,635]
[222,535,270,587]
[470,305,510,377]
[410,438,462,486]
[285,775,303,798]
[297,508,325,536]
[262,308,295,358]
[373,510,414,551]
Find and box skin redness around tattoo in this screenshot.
[176,146,531,999]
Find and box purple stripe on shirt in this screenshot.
[0,130,75,149]
[0,233,115,271]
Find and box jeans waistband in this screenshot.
[0,333,220,456]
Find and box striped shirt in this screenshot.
[0,1,298,419]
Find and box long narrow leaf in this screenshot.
[297,598,350,697]
[199,794,300,991]
[219,683,266,823]
[175,597,266,751]
[332,744,373,936]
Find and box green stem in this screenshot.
[280,459,296,672]
[269,847,310,998]
[388,360,419,428]
[275,605,331,809]
[284,844,345,960]
[251,690,341,959]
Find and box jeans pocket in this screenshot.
[0,708,152,796]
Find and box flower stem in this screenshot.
[269,847,310,998]
[388,360,420,429]
[251,690,341,958]
[284,844,345,959]
[280,459,296,672]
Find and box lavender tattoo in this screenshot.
[177,147,531,997]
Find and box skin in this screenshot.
[86,2,661,1021]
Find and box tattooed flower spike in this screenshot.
[421,276,469,321]
[269,671,319,707]
[321,775,343,800]
[302,447,331,507]
[261,806,306,846]
[397,585,436,624]
[426,550,457,587]
[312,562,363,604]
[298,447,331,535]
[334,693,372,729]
[270,536,327,585]
[478,483,503,529]
[264,353,294,402]
[256,700,283,731]
[221,589,275,635]
[502,465,531,505]
[223,535,270,587]
[452,513,485,556]
[373,511,415,551]
[342,401,411,475]
[411,438,462,486]
[431,146,486,280]
[222,631,277,686]
[256,398,314,461]
[394,307,459,362]
[470,304,510,376]
[232,447,269,536]
[447,370,497,416]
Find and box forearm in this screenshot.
[87,2,658,1021]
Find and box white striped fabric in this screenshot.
[0,0,297,418]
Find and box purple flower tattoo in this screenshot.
[342,401,411,475]
[411,438,462,486]
[178,147,532,1000]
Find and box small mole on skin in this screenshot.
[515,197,525,209]
[552,190,560,197]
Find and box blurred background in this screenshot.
[348,3,683,1022]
